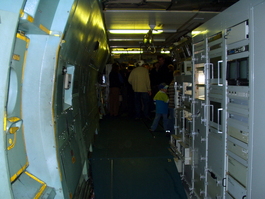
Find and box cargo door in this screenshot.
[6,33,56,198]
[6,33,29,182]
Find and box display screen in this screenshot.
[239,58,248,79]
[226,57,249,86]
[227,61,238,79]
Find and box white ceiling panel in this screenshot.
[102,0,239,51]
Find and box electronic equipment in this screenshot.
[227,57,249,86]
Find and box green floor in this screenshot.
[91,115,187,199]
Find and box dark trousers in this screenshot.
[134,92,149,118]
[109,87,120,116]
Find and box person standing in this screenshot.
[128,60,151,120]
[109,63,123,116]
[157,55,172,85]
[150,62,161,113]
[150,62,161,95]
[149,83,169,134]
[119,63,129,114]
[126,66,135,117]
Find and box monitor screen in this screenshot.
[239,58,248,79]
[227,61,238,79]
[227,58,249,86]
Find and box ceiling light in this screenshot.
[112,48,142,54]
[191,30,208,36]
[161,50,170,54]
[112,48,140,51]
[109,38,165,42]
[191,31,201,35]
[109,30,163,34]
[112,50,143,54]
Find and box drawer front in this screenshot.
[228,125,248,143]
[228,156,247,187]
[227,175,247,199]
[227,140,248,160]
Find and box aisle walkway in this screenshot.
[90,115,187,199]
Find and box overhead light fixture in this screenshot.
[111,48,143,54]
[161,50,170,54]
[191,30,208,36]
[112,50,143,54]
[191,31,201,35]
[111,49,170,54]
[109,38,165,42]
[112,48,140,51]
[109,30,164,34]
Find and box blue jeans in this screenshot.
[167,108,175,134]
[150,113,168,131]
[134,92,150,118]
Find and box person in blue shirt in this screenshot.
[149,83,169,134]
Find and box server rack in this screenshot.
[170,0,265,198]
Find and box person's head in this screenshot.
[111,63,120,72]
[136,60,144,67]
[120,63,127,70]
[143,63,150,70]
[158,83,168,91]
[173,70,181,77]
[168,64,174,72]
[128,66,134,72]
[157,55,165,66]
[153,62,160,69]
